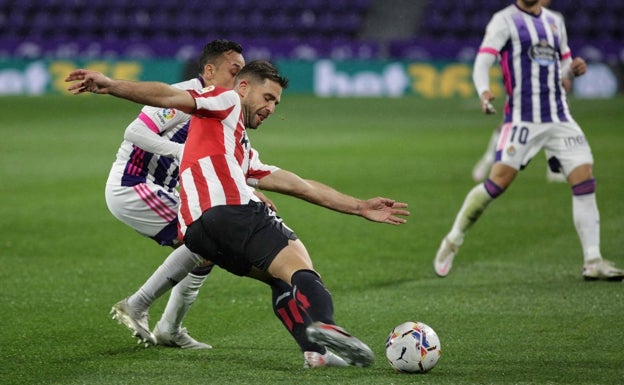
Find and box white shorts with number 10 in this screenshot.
[496,120,594,175]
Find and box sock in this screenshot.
[572,180,601,262]
[291,270,334,325]
[158,263,213,333]
[127,245,203,313]
[447,182,498,245]
[270,279,324,353]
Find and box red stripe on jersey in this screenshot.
[210,154,242,205]
[190,162,212,213]
[233,122,246,164]
[178,182,192,229]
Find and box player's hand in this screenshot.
[570,57,587,77]
[65,69,112,95]
[254,190,278,212]
[360,198,409,225]
[480,91,496,114]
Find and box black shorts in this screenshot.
[183,201,298,276]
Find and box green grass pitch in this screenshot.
[1,94,623,384]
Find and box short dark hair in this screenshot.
[236,60,289,89]
[197,39,243,73]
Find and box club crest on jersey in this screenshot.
[506,145,516,157]
[528,40,556,66]
[199,85,216,94]
[549,22,558,34]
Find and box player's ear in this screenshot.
[237,79,250,97]
[203,64,215,80]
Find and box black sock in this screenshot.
[271,279,324,353]
[291,269,334,325]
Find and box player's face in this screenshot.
[212,50,245,89]
[240,79,282,129]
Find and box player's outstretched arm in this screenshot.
[65,69,195,113]
[256,169,409,225]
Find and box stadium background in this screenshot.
[0,0,622,97]
[2,2,624,384]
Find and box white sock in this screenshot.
[158,272,208,333]
[127,245,203,313]
[572,193,601,262]
[447,184,494,246]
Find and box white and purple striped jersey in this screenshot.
[476,4,574,123]
[106,77,207,192]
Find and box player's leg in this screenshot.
[262,276,348,368]
[111,244,204,345]
[548,122,623,280]
[472,123,502,182]
[153,262,214,349]
[106,183,212,346]
[434,162,516,277]
[567,165,624,281]
[267,240,374,367]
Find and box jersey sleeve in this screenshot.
[479,12,510,55]
[123,104,189,159]
[246,147,279,187]
[190,87,240,121]
[473,13,508,96]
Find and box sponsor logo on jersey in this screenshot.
[528,40,556,66]
[564,135,587,148]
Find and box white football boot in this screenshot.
[153,321,212,349]
[303,350,349,368]
[110,298,157,347]
[582,258,624,281]
[434,237,459,277]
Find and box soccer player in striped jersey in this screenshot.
[67,60,409,368]
[103,40,247,349]
[434,0,624,281]
[102,41,337,364]
[471,0,568,183]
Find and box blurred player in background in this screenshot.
[434,0,624,281]
[471,0,568,183]
[104,40,246,349]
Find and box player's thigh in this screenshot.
[496,122,548,170]
[543,121,594,176]
[105,183,179,237]
[267,239,314,285]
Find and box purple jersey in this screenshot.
[478,4,574,124]
[106,77,205,191]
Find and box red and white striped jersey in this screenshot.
[178,86,279,235]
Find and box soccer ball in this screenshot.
[385,321,441,373]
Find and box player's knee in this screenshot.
[484,179,505,198]
[572,178,596,196]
